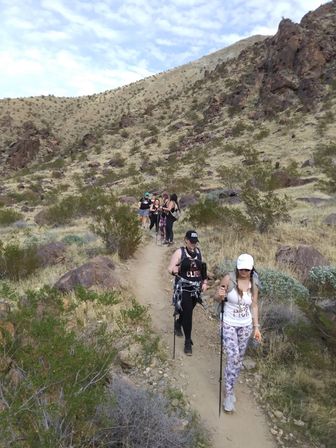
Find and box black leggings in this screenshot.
[165,215,175,242]
[149,213,160,232]
[177,290,197,340]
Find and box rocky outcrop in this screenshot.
[54,256,119,292]
[221,1,336,117]
[323,213,336,226]
[275,245,330,281]
[6,138,40,169]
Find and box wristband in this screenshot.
[254,324,260,328]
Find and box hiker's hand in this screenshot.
[217,285,227,300]
[253,327,262,342]
[201,281,208,292]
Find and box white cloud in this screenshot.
[0,0,330,98]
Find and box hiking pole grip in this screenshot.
[219,298,225,417]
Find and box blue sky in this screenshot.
[0,0,329,98]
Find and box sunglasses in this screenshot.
[239,269,251,272]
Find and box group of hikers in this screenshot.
[138,191,261,413]
[167,229,262,414]
[138,191,180,245]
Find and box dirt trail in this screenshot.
[128,238,276,448]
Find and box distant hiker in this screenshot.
[149,197,161,233]
[168,230,208,355]
[162,193,180,245]
[159,192,169,243]
[138,192,151,229]
[216,253,261,412]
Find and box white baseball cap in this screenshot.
[236,253,254,270]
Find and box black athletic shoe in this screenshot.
[174,321,183,337]
[184,339,192,356]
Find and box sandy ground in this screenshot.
[128,236,277,448]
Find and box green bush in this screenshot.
[241,186,291,233]
[307,266,336,299]
[75,285,121,306]
[258,268,309,303]
[91,202,142,260]
[43,188,112,225]
[62,234,86,246]
[0,286,114,448]
[185,198,251,231]
[0,208,23,226]
[314,142,336,192]
[0,240,40,280]
[120,298,148,323]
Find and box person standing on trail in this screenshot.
[149,197,161,233]
[138,192,151,229]
[168,230,208,355]
[162,193,180,245]
[216,253,262,412]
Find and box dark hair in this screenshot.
[235,267,256,297]
[170,193,180,210]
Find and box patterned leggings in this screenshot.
[222,323,253,395]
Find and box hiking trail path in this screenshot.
[127,238,277,448]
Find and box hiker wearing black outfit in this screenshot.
[162,193,179,245]
[149,198,161,233]
[168,230,208,355]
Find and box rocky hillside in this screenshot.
[0,1,335,209]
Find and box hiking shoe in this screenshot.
[184,339,192,356]
[223,394,235,412]
[174,321,183,337]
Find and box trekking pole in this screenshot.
[219,298,225,417]
[173,311,176,359]
[155,213,159,245]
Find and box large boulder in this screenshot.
[323,213,336,226]
[179,194,198,209]
[275,245,330,281]
[37,242,67,266]
[54,256,119,292]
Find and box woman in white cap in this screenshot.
[217,253,261,412]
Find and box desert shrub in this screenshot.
[307,266,336,299]
[0,208,23,226]
[254,127,270,140]
[120,298,148,323]
[43,188,112,225]
[62,234,86,246]
[75,286,121,306]
[241,186,291,233]
[313,142,336,192]
[258,268,309,303]
[230,120,253,137]
[91,203,142,260]
[95,376,198,448]
[185,198,251,231]
[0,240,40,280]
[0,286,114,448]
[8,190,40,205]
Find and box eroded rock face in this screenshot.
[275,245,330,281]
[220,1,336,117]
[6,138,40,169]
[54,256,119,292]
